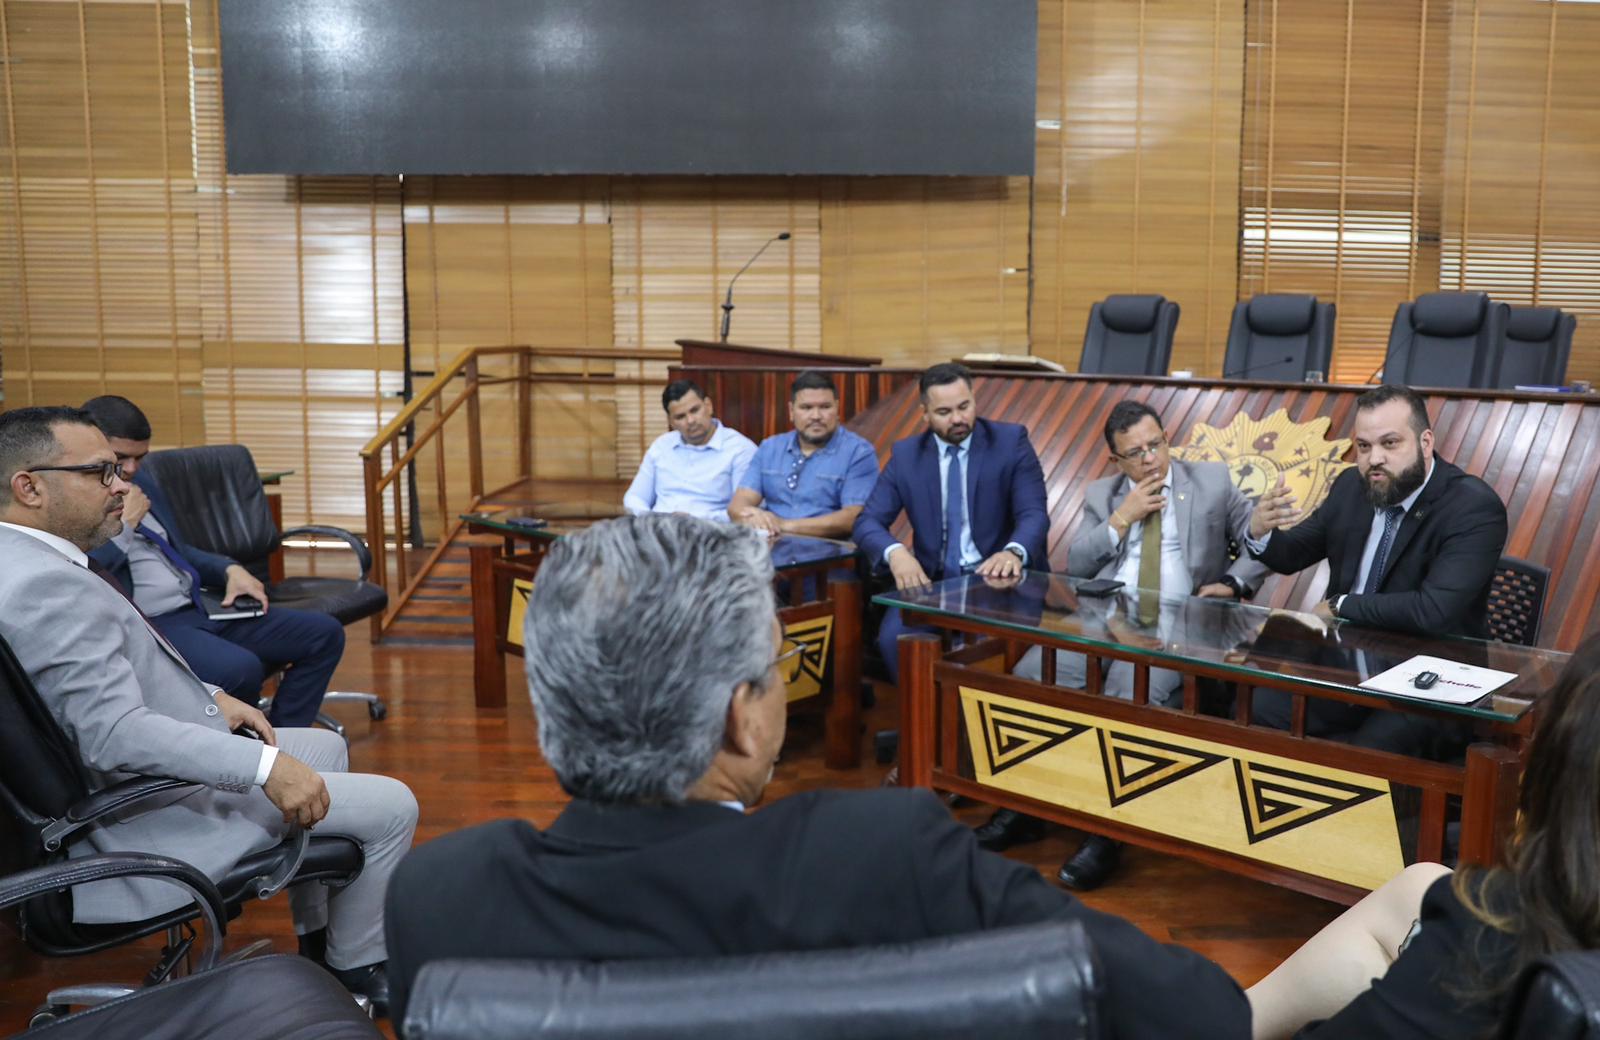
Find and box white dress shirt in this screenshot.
[0,520,276,785]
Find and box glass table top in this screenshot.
[875,573,1569,723]
[463,510,858,571]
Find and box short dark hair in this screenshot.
[789,370,837,402]
[661,379,706,412]
[1355,384,1431,436]
[1103,400,1163,450]
[919,363,973,402]
[0,406,99,506]
[81,395,152,441]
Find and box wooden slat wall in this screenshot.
[0,0,203,437]
[1440,0,1600,383]
[1031,0,1245,376]
[818,177,1030,365]
[5,0,1600,532]
[849,375,1600,651]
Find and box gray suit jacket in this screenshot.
[1066,460,1270,595]
[0,525,285,923]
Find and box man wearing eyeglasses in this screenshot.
[727,371,879,539]
[0,406,416,1015]
[80,396,345,731]
[974,399,1268,891]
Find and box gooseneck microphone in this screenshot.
[1221,354,1296,380]
[720,232,791,343]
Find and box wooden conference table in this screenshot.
[461,509,866,767]
[879,573,1567,903]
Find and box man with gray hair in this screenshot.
[383,514,1251,1034]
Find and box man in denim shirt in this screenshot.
[728,371,879,539]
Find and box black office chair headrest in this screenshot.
[138,445,280,563]
[1506,307,1563,343]
[1098,294,1166,334]
[1411,292,1490,338]
[1246,294,1316,336]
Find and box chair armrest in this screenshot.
[0,853,228,971]
[281,525,374,580]
[44,776,202,853]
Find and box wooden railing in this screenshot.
[359,344,680,640]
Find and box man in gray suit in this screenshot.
[0,406,417,1016]
[976,400,1269,890]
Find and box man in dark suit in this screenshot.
[852,363,1049,680]
[383,515,1251,1034]
[81,396,345,728]
[1245,383,1509,752]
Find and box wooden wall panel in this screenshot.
[819,176,1029,365]
[1031,0,1244,376]
[0,0,202,440]
[1440,0,1600,384]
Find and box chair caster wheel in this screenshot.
[368,701,388,721]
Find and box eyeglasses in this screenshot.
[771,642,806,674]
[1114,436,1167,462]
[28,461,127,487]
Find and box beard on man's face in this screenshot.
[1363,454,1427,508]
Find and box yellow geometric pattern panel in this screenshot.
[1175,407,1351,512]
[781,615,833,703]
[961,687,1403,890]
[506,579,534,648]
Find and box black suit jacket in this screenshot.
[1254,458,1507,639]
[384,788,1249,1035]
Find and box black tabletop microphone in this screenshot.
[1221,354,1295,380]
[1362,360,1387,384]
[720,232,791,343]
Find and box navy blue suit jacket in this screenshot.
[853,418,1049,576]
[89,472,236,596]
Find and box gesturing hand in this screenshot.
[1249,478,1303,539]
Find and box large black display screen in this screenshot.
[219,0,1036,176]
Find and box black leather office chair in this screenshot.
[1498,950,1600,1039]
[3,947,383,1040]
[0,631,365,1022]
[1382,291,1507,388]
[1486,555,1550,648]
[1494,305,1576,389]
[401,920,1105,1040]
[1079,294,1180,376]
[1221,294,1335,381]
[138,445,389,729]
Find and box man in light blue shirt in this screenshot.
[624,380,756,522]
[727,371,880,539]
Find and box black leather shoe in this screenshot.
[972,809,1048,851]
[330,961,390,1019]
[1057,836,1122,891]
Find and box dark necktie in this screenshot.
[1137,506,1162,627]
[136,522,206,611]
[942,443,965,580]
[1363,506,1405,594]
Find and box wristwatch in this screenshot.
[1004,545,1026,562]
[1218,574,1249,600]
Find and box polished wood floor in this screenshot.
[0,552,1343,1033]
